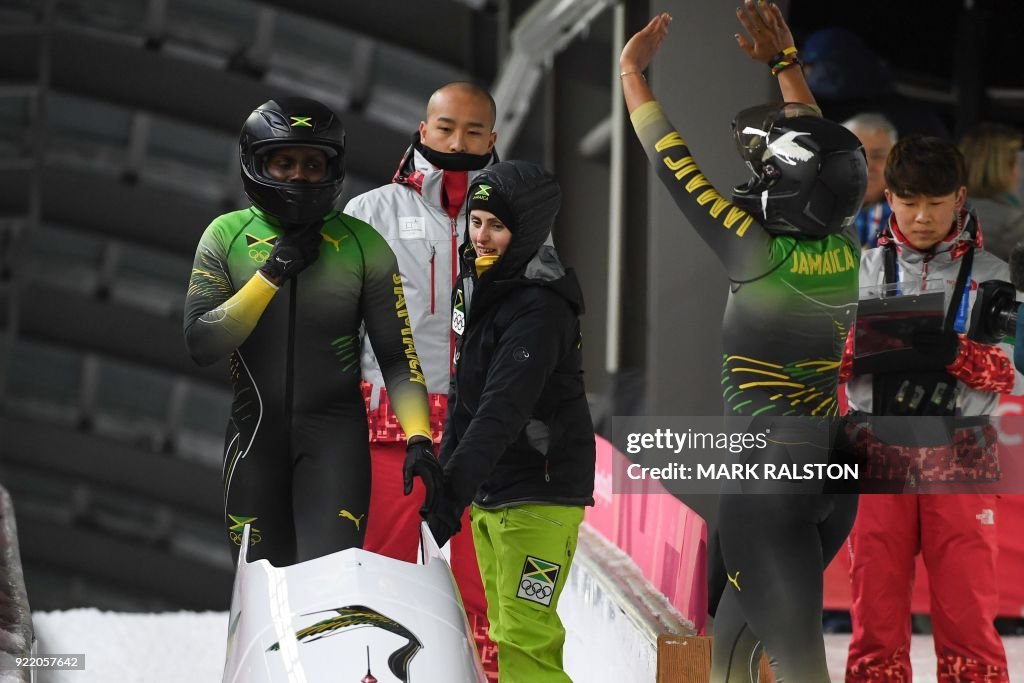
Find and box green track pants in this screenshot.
[471,504,584,683]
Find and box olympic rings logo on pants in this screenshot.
[517,577,554,606]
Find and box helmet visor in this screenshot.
[257,142,341,159]
[253,143,344,185]
[731,102,823,169]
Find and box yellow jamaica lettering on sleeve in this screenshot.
[392,273,426,385]
[664,154,699,181]
[655,131,686,151]
[789,245,858,276]
[656,129,754,237]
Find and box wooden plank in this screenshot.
[657,635,775,683]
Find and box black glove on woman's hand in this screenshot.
[403,435,444,516]
[912,328,960,367]
[426,488,463,548]
[258,222,323,283]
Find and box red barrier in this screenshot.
[585,436,708,634]
[587,416,1023,629]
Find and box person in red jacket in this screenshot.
[840,136,1014,682]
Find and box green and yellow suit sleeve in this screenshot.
[183,209,431,439]
[630,100,778,280]
[352,221,431,442]
[184,214,278,367]
[630,100,859,417]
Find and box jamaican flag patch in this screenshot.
[516,555,560,607]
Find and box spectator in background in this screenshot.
[843,113,898,248]
[842,136,1013,683]
[802,27,949,140]
[959,122,1024,260]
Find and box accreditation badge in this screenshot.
[452,289,466,336]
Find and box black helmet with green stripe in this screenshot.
[239,97,346,226]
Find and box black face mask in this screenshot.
[414,137,492,172]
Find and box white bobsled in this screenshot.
[222,523,487,683]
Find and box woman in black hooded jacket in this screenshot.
[429,160,595,682]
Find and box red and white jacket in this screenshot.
[841,208,1019,414]
[344,144,493,441]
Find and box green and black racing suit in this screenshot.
[632,100,859,683]
[184,207,430,567]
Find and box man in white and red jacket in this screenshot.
[343,81,499,679]
[841,136,1015,682]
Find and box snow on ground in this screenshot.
[32,610,226,683]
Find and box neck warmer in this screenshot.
[475,254,499,277]
[415,139,492,172]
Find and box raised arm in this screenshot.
[619,13,669,116]
[734,0,815,107]
[619,12,777,281]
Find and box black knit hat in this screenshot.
[467,182,516,232]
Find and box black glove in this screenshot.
[258,222,323,283]
[426,485,463,547]
[403,435,444,516]
[912,328,960,367]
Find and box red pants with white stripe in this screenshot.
[846,493,1008,682]
[363,441,499,680]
